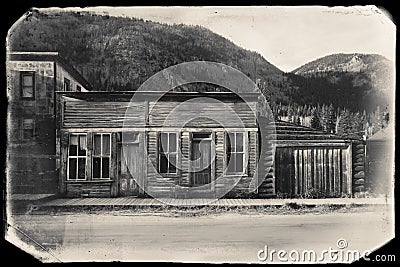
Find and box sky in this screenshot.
[48,6,395,72]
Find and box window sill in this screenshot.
[159,173,180,178]
[225,173,247,177]
[65,180,113,183]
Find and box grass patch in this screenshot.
[32,203,385,217]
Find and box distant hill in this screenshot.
[9,9,290,102]
[8,10,393,115]
[288,53,394,112]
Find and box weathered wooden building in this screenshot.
[258,121,366,198]
[7,52,92,194]
[55,91,260,198]
[8,52,367,198]
[56,91,366,198]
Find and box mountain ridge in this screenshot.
[8,10,393,115]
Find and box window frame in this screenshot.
[64,77,71,91]
[225,132,247,175]
[92,133,112,180]
[21,118,35,140]
[158,132,179,175]
[20,71,35,99]
[67,133,87,181]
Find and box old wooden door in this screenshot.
[191,133,212,186]
[119,132,143,196]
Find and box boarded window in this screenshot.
[64,78,71,91]
[68,134,87,180]
[22,118,34,140]
[20,71,35,99]
[159,132,178,174]
[226,132,245,174]
[92,133,111,179]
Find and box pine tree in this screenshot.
[310,107,322,130]
[336,109,352,137]
[326,104,336,133]
[287,104,293,123]
[320,104,328,132]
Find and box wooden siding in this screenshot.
[62,100,146,128]
[275,146,351,197]
[149,100,257,128]
[352,141,366,194]
[66,182,112,197]
[180,132,191,187]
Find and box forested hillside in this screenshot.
[8,9,393,138]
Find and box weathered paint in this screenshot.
[7,53,92,194]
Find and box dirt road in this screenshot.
[6,207,394,263]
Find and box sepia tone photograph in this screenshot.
[4,5,396,263]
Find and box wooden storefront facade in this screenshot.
[56,91,260,198]
[56,91,366,198]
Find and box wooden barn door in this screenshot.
[118,132,144,196]
[276,147,349,197]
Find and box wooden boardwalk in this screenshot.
[39,197,389,208]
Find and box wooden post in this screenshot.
[59,131,69,194]
[298,149,303,195]
[294,149,298,195]
[110,132,118,197]
[86,132,92,181]
[211,131,216,192]
[347,143,353,196]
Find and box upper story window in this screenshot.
[22,118,34,140]
[20,71,35,99]
[76,85,81,92]
[64,78,71,91]
[159,132,178,174]
[226,132,245,174]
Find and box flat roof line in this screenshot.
[8,51,59,55]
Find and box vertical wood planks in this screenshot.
[86,132,93,181]
[110,132,118,197]
[299,149,303,195]
[294,149,298,195]
[60,131,69,194]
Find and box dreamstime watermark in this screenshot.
[257,238,376,263]
[122,61,277,205]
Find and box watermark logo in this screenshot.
[122,61,276,205]
[257,238,372,263]
[336,238,348,249]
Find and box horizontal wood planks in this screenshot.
[149,100,257,128]
[63,101,146,128]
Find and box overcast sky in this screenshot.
[52,6,395,72]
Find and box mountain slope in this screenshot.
[9,9,288,100]
[288,53,394,112]
[8,10,393,115]
[293,53,393,95]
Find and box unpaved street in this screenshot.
[7,207,394,263]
